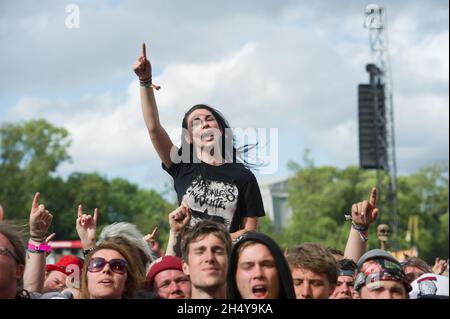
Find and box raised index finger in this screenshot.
[150,226,158,237]
[369,187,377,206]
[142,42,147,59]
[32,192,40,208]
[93,208,99,223]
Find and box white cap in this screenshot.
[409,273,449,299]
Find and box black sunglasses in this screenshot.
[88,257,128,274]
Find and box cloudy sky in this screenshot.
[0,0,448,195]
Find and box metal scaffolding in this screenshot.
[363,4,399,250]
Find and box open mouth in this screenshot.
[200,128,221,142]
[201,131,215,141]
[252,285,268,298]
[98,279,114,285]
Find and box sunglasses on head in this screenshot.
[88,257,128,274]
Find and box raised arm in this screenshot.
[165,203,191,256]
[76,205,99,252]
[23,192,53,293]
[344,187,379,263]
[230,217,258,241]
[133,42,175,168]
[432,258,449,275]
[143,226,160,260]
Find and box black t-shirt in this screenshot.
[163,161,265,233]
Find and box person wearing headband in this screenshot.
[330,258,359,299]
[355,249,411,299]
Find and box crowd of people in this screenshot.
[0,43,448,300]
[0,190,448,300]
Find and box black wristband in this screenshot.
[139,77,153,88]
[351,222,368,232]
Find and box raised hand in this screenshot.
[143,226,158,247]
[350,187,379,226]
[168,203,191,233]
[29,192,53,242]
[133,42,152,80]
[432,257,449,275]
[76,205,99,248]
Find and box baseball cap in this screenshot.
[45,255,84,276]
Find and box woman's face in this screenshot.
[87,249,128,299]
[0,234,23,298]
[186,109,222,149]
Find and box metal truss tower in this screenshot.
[364,4,399,250]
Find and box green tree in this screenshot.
[282,154,379,250]
[278,155,448,264]
[396,162,449,263]
[131,188,176,250]
[0,119,71,221]
[60,172,110,239]
[0,119,176,246]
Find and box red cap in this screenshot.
[46,255,84,276]
[145,256,184,288]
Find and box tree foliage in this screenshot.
[0,120,175,245]
[1,120,447,263]
[280,153,448,264]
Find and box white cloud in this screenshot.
[305,121,358,167]
[1,0,448,189]
[7,82,153,175]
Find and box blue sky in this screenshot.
[0,0,448,196]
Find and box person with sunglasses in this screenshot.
[1,193,74,299]
[0,222,28,299]
[76,205,153,278]
[80,240,145,299]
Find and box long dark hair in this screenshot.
[179,104,257,168]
